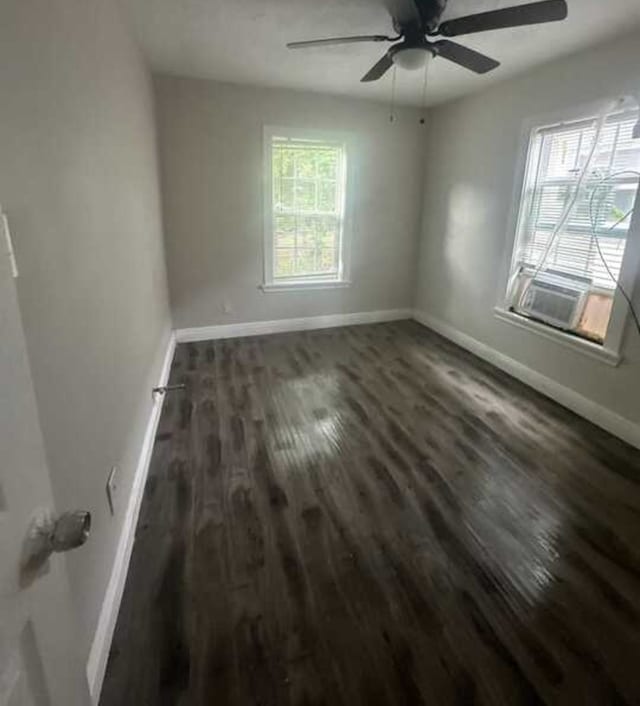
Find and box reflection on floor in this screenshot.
[100,320,640,706]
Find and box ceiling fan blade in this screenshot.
[438,0,568,37]
[434,40,500,74]
[287,35,393,49]
[361,53,394,82]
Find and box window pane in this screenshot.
[279,179,295,209]
[273,146,295,177]
[269,136,346,283]
[294,180,316,211]
[318,249,338,273]
[508,109,640,344]
[297,217,315,249]
[609,185,637,224]
[289,216,338,249]
[317,150,338,179]
[318,181,337,212]
[545,130,584,178]
[527,183,568,232]
[275,248,295,277]
[274,214,295,247]
[519,114,639,284]
[273,178,294,210]
[295,248,317,274]
[319,217,338,248]
[295,151,316,179]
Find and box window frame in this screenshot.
[261,125,354,291]
[496,98,640,366]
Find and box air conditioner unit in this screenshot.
[516,271,590,330]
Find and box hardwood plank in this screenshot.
[100,321,640,706]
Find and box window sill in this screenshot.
[260,280,351,293]
[493,307,620,367]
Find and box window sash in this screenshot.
[269,137,347,282]
[515,110,640,290]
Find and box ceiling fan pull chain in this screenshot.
[420,56,430,125]
[389,66,397,123]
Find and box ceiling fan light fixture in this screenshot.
[287,0,568,82]
[392,47,428,70]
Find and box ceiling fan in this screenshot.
[286,0,568,82]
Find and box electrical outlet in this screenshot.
[106,466,118,516]
[222,298,232,314]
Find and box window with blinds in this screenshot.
[507,107,640,343]
[266,132,348,285]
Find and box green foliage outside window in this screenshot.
[272,140,344,279]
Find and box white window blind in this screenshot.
[514,110,640,289]
[270,136,347,282]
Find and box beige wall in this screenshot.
[415,31,640,427]
[0,0,171,657]
[154,76,425,328]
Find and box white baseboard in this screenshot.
[86,331,176,705]
[175,308,412,343]
[412,309,640,450]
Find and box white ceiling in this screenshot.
[121,0,640,106]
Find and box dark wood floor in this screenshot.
[100,320,640,706]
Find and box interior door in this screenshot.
[0,226,91,704]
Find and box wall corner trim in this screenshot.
[86,330,176,705]
[174,309,413,342]
[412,309,640,451]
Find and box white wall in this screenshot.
[2,3,638,669]
[155,76,425,328]
[0,0,171,658]
[415,31,640,430]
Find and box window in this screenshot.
[263,127,351,290]
[501,103,640,355]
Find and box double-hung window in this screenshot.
[501,103,640,359]
[263,127,351,290]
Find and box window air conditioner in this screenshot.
[516,271,590,331]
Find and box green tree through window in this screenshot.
[270,136,346,281]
